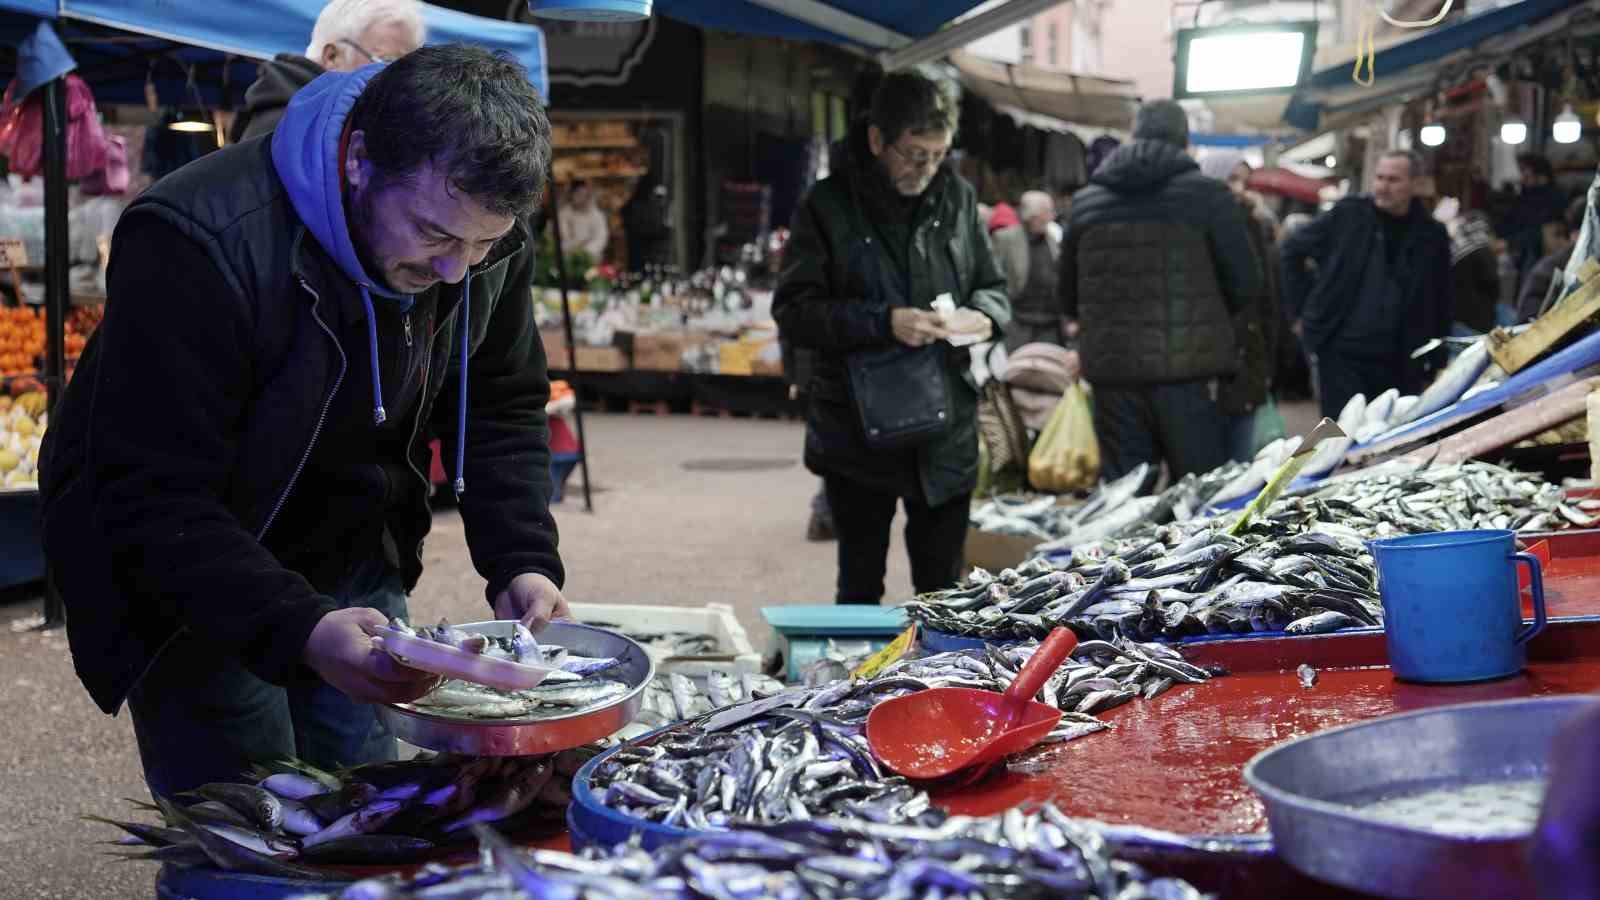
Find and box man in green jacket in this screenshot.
[774,70,1010,605]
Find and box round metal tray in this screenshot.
[1244,695,1597,900]
[378,621,654,756]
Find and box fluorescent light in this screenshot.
[1173,23,1317,99]
[1554,104,1582,144]
[1420,123,1446,147]
[1501,116,1528,145]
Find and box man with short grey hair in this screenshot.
[1057,99,1262,490]
[229,0,426,143]
[1281,148,1453,417]
[992,190,1063,349]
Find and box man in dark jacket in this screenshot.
[1517,195,1587,322]
[229,0,425,144]
[774,70,1010,606]
[40,47,566,797]
[1281,149,1453,418]
[1058,100,1262,488]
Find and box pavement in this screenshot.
[0,404,1318,896]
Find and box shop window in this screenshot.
[1047,23,1058,67]
[1020,24,1033,63]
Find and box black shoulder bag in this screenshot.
[842,198,952,452]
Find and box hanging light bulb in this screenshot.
[1419,122,1447,147]
[1324,154,1337,168]
[1500,115,1528,145]
[1554,104,1583,144]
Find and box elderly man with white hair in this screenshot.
[229,0,426,143]
[991,189,1063,350]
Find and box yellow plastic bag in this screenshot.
[1028,381,1100,493]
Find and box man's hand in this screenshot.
[891,309,950,347]
[493,572,571,633]
[1291,319,1304,339]
[303,607,441,705]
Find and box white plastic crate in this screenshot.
[568,602,762,679]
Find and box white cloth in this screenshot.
[559,203,609,260]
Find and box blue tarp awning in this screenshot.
[0,0,547,101]
[653,0,989,47]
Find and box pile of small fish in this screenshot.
[1278,459,1598,535]
[984,462,1247,551]
[591,641,1212,830]
[292,808,1209,900]
[407,675,631,721]
[909,526,1382,642]
[389,616,545,664]
[90,750,598,875]
[634,669,789,733]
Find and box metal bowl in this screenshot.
[378,621,654,756]
[1244,695,1597,900]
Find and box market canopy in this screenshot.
[651,0,988,47]
[950,51,1138,132]
[1203,0,1585,138]
[0,0,548,103]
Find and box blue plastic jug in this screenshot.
[1369,529,1547,683]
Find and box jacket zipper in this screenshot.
[403,313,413,348]
[403,306,446,569]
[257,277,347,540]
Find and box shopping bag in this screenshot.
[1027,381,1100,493]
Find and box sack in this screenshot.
[1028,381,1100,493]
[846,343,951,451]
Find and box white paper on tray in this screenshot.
[369,622,559,693]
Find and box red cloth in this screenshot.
[987,202,1019,234]
[0,73,110,180]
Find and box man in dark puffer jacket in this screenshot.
[1058,100,1262,489]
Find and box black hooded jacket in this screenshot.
[229,54,324,144]
[1058,139,1262,385]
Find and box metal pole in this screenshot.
[546,176,594,512]
[41,77,68,628]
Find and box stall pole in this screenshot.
[40,77,68,628]
[546,175,594,513]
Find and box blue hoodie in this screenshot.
[270,64,474,497]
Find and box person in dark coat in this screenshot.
[774,70,1010,605]
[1058,100,1263,489]
[1280,150,1453,418]
[229,0,425,144]
[1501,153,1570,290]
[40,47,566,798]
[1449,210,1501,334]
[1517,195,1587,322]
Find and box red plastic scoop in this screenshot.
[866,627,1079,780]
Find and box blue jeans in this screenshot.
[127,556,407,798]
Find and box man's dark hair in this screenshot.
[869,70,958,146]
[1517,153,1554,180]
[350,44,552,217]
[1132,100,1188,148]
[1566,195,1587,232]
[1380,149,1427,178]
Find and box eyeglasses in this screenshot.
[887,141,948,169]
[339,38,397,64]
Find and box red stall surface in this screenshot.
[930,625,1600,835]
